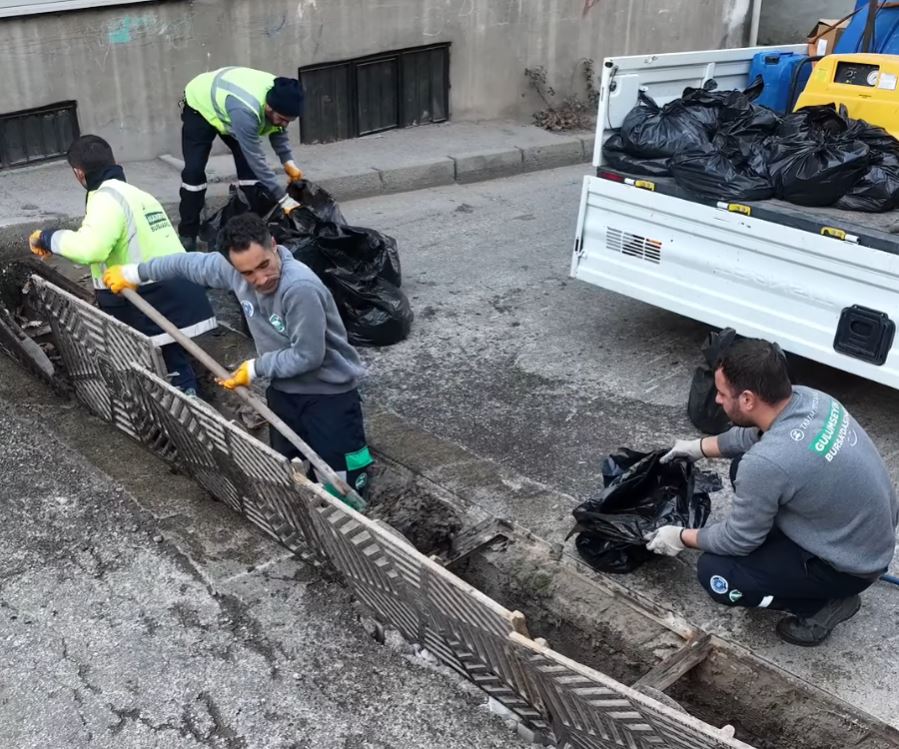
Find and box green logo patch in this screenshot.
[268,314,286,334]
[728,589,743,603]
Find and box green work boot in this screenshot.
[775,594,861,647]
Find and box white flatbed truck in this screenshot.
[571,44,899,388]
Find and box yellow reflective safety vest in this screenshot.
[53,179,186,289]
[185,67,282,137]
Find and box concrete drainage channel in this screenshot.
[368,454,899,749]
[1,261,898,749]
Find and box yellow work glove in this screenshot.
[283,160,304,182]
[102,264,141,294]
[29,230,51,258]
[217,359,255,390]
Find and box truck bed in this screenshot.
[599,167,899,256]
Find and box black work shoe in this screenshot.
[179,235,197,252]
[775,595,861,647]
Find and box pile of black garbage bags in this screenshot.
[604,78,899,211]
[202,181,413,346]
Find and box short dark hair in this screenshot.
[219,213,273,259]
[717,338,792,404]
[67,135,116,173]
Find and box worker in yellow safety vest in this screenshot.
[177,67,306,250]
[29,135,216,394]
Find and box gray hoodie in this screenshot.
[138,246,366,395]
[699,386,898,576]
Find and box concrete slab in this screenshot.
[453,147,524,184]
[379,157,456,194]
[1,120,590,229]
[158,120,591,202]
[521,140,586,173]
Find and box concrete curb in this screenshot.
[159,134,593,204]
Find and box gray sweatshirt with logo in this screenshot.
[698,386,898,576]
[138,247,366,395]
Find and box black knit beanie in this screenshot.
[265,77,305,118]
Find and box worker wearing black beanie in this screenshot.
[178,67,308,250]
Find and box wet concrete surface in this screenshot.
[0,360,529,749]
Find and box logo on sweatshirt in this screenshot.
[269,314,286,334]
[241,300,255,318]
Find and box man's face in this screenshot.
[229,240,282,294]
[714,368,756,427]
[265,105,296,129]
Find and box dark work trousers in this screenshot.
[266,386,373,497]
[697,457,876,618]
[159,344,199,394]
[178,104,261,241]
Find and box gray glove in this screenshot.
[660,438,704,464]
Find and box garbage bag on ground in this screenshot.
[619,92,710,158]
[602,133,672,177]
[199,182,412,347]
[669,145,774,202]
[569,449,716,574]
[687,327,739,435]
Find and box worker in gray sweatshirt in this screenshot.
[647,338,897,646]
[103,212,373,498]
[177,67,306,251]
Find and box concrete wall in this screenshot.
[0,0,753,160]
[759,0,852,44]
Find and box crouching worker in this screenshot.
[29,135,215,394]
[646,338,898,646]
[102,213,373,497]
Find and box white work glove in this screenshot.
[660,438,705,464]
[645,526,686,556]
[278,193,301,215]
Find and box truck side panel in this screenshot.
[572,177,899,389]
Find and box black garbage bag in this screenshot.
[620,92,710,158]
[199,185,254,251]
[569,449,715,574]
[835,146,899,211]
[602,133,672,176]
[687,327,738,435]
[670,145,774,202]
[776,104,849,140]
[679,77,771,136]
[768,137,870,206]
[289,180,347,225]
[842,117,899,155]
[326,271,413,346]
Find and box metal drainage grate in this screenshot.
[0,101,79,169]
[607,227,662,264]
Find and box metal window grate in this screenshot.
[299,43,450,144]
[0,101,79,169]
[606,227,662,264]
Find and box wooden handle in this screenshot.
[120,287,367,511]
